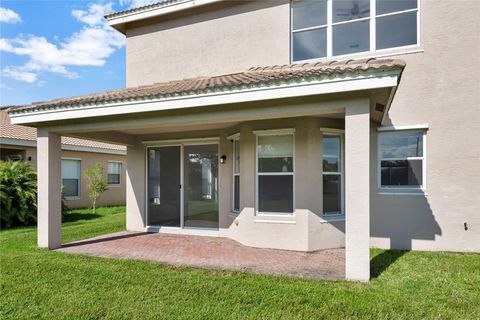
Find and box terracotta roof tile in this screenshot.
[105,0,184,19]
[8,58,405,114]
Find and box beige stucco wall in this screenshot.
[125,0,290,87]
[369,0,480,252]
[1,144,126,209]
[122,0,479,253]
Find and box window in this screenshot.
[256,130,294,214]
[322,132,343,215]
[62,159,81,198]
[291,0,419,62]
[379,130,425,188]
[232,138,240,212]
[107,161,122,185]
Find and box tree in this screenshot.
[0,160,37,227]
[83,163,108,214]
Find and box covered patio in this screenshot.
[9,58,405,282]
[58,232,345,280]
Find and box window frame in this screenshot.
[230,133,241,213]
[107,160,122,186]
[321,128,344,216]
[377,129,427,191]
[254,128,295,216]
[61,157,81,200]
[290,0,421,63]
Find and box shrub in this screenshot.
[83,163,108,214]
[0,160,37,228]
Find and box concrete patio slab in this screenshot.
[58,232,345,280]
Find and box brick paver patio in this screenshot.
[58,232,345,280]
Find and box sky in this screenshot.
[0,0,158,106]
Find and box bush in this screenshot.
[0,160,37,228]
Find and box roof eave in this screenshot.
[106,0,224,33]
[9,69,402,126]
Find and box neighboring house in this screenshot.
[0,108,126,208]
[7,0,479,281]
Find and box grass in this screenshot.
[1,206,479,319]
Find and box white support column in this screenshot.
[37,129,62,249]
[126,144,146,231]
[345,101,370,281]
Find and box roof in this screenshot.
[9,58,405,115]
[0,110,126,152]
[105,0,183,19]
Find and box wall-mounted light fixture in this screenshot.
[220,155,227,164]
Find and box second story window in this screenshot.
[291,0,419,62]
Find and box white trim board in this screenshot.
[377,124,429,131]
[107,0,223,33]
[10,71,400,125]
[142,137,219,145]
[0,138,126,155]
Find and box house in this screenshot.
[7,0,479,281]
[1,108,126,208]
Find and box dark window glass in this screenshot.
[292,0,327,30]
[147,147,181,227]
[323,136,341,172]
[258,157,294,173]
[333,20,370,56]
[292,28,327,61]
[380,130,423,158]
[333,0,370,23]
[183,144,219,229]
[376,11,417,50]
[258,175,293,213]
[323,175,341,214]
[62,179,79,197]
[381,160,422,186]
[376,0,417,15]
[108,174,120,185]
[234,175,240,212]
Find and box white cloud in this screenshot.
[0,2,125,83]
[0,7,22,24]
[72,3,113,26]
[119,0,158,9]
[3,67,37,83]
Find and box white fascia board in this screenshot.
[377,124,429,131]
[0,137,126,155]
[10,71,400,125]
[107,0,223,27]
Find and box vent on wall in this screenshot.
[375,103,385,113]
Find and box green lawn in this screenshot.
[1,206,479,319]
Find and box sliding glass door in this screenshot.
[183,144,219,229]
[147,146,181,227]
[147,143,219,229]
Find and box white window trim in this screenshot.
[254,129,296,216]
[377,129,427,191]
[321,128,345,217]
[231,136,240,213]
[61,157,81,200]
[290,0,422,63]
[107,160,123,186]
